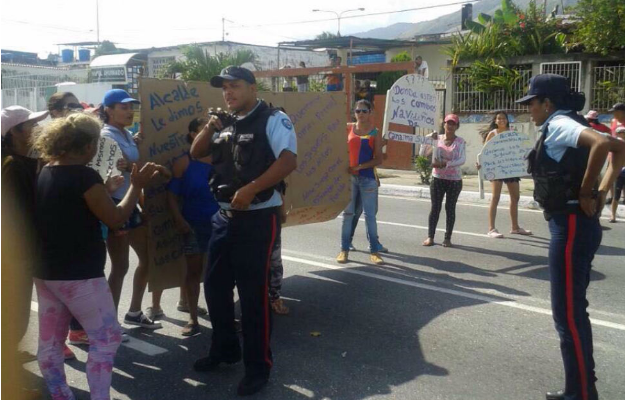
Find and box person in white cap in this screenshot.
[1,105,49,368]
[584,110,611,134]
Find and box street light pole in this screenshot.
[312,8,365,37]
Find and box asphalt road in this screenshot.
[21,195,625,400]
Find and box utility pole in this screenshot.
[96,0,100,44]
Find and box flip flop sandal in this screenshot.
[181,323,200,337]
[487,229,504,238]
[510,228,533,236]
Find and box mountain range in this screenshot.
[352,0,580,40]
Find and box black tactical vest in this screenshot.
[210,100,280,204]
[527,111,591,219]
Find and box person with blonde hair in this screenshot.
[33,113,159,400]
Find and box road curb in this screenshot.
[379,183,625,218]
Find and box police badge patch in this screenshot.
[281,119,293,130]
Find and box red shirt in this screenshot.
[589,121,611,134]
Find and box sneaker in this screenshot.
[124,311,162,330]
[63,344,76,360]
[270,298,290,315]
[145,306,165,320]
[336,251,348,264]
[68,329,89,345]
[370,253,384,265]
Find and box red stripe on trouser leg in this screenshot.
[565,214,588,400]
[263,214,277,368]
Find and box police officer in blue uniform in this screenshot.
[516,74,625,400]
[190,66,297,396]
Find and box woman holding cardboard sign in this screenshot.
[337,100,385,265]
[422,114,466,248]
[99,89,171,335]
[478,111,532,238]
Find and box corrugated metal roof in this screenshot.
[90,53,145,67]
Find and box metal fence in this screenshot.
[1,86,53,111]
[591,62,625,111]
[452,65,532,113]
[540,61,582,92]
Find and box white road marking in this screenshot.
[30,301,169,356]
[282,255,625,332]
[378,194,625,221]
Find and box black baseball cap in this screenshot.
[210,66,256,88]
[608,102,625,112]
[516,74,570,105]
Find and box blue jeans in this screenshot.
[548,212,602,400]
[341,176,381,252]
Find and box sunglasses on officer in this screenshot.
[355,109,370,114]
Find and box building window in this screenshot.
[150,57,176,78]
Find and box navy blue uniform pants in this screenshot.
[548,212,602,400]
[204,207,279,379]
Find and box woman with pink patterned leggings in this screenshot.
[33,113,159,400]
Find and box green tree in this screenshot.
[444,0,566,67]
[94,40,120,56]
[165,46,259,83]
[315,31,338,40]
[376,52,412,94]
[572,0,625,55]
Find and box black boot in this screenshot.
[545,389,565,400]
[193,346,241,372]
[237,375,269,396]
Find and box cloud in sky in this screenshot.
[1,0,465,56]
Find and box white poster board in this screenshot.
[86,136,124,180]
[382,73,439,160]
[477,130,533,198]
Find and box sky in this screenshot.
[1,0,466,57]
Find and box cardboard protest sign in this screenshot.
[383,73,438,139]
[86,136,124,180]
[477,130,532,198]
[139,78,348,291]
[139,78,221,291]
[267,92,350,227]
[381,74,438,162]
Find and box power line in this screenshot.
[228,1,477,29]
[1,19,94,34]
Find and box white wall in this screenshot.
[385,43,451,80]
[59,83,113,106]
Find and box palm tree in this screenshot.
[165,46,259,82]
[315,31,339,40]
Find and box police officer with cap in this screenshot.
[516,74,625,400]
[190,66,297,396]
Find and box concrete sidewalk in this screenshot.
[377,168,625,219]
